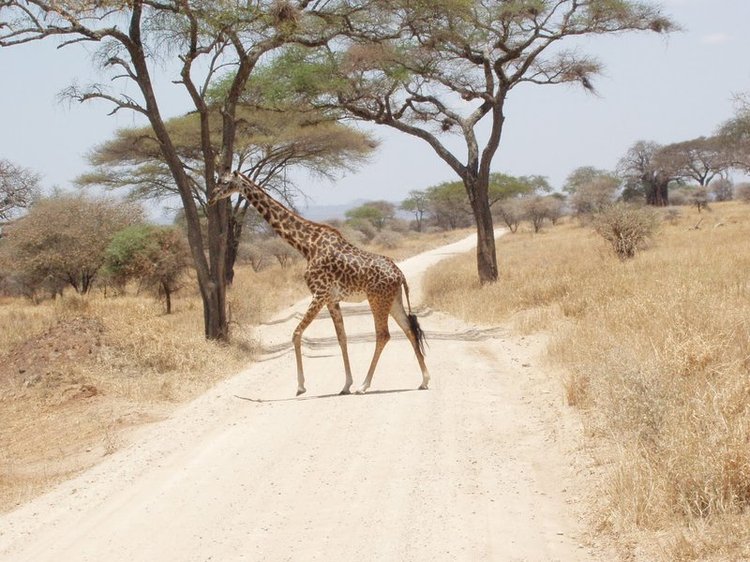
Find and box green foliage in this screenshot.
[209,47,345,110]
[345,201,396,231]
[400,190,429,231]
[104,225,190,313]
[488,173,550,203]
[79,106,376,203]
[105,225,158,281]
[425,181,471,230]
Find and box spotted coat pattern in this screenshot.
[212,171,430,396]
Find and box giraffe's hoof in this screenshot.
[418,384,429,390]
[339,388,351,395]
[296,388,306,396]
[354,387,367,395]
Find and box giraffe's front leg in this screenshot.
[292,297,325,396]
[328,302,353,395]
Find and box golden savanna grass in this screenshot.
[423,202,750,560]
[0,228,467,513]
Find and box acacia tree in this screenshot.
[78,106,375,283]
[0,159,39,222]
[272,1,673,282]
[401,189,428,231]
[345,200,396,230]
[425,181,472,230]
[654,137,731,187]
[0,0,363,340]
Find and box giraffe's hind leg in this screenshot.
[328,302,353,395]
[355,293,392,394]
[390,291,430,390]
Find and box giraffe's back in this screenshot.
[305,234,404,303]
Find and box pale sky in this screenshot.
[1,0,749,219]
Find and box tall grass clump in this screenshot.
[422,202,750,559]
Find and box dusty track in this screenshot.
[0,233,600,561]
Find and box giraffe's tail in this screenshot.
[402,278,427,357]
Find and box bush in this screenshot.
[104,225,190,313]
[338,226,367,246]
[261,237,301,268]
[372,229,402,249]
[668,188,690,206]
[237,241,269,272]
[1,194,142,295]
[594,203,658,260]
[345,218,377,241]
[735,182,750,203]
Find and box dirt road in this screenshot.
[0,233,598,561]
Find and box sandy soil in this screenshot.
[0,233,603,561]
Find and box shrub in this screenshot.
[261,237,301,268]
[338,226,367,246]
[104,225,190,313]
[345,218,377,241]
[594,203,658,260]
[1,194,142,295]
[668,188,690,206]
[735,182,750,203]
[372,229,402,249]
[237,242,269,272]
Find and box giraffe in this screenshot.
[210,170,430,396]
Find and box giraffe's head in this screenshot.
[209,170,244,205]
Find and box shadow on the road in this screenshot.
[233,387,423,403]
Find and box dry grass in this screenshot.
[0,228,461,513]
[422,202,750,560]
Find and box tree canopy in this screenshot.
[249,0,674,282]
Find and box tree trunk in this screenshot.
[224,210,244,286]
[117,3,229,342]
[163,281,172,314]
[466,176,498,284]
[645,174,670,207]
[201,201,228,340]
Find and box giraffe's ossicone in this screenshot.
[211,170,430,396]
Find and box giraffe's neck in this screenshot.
[238,182,315,259]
